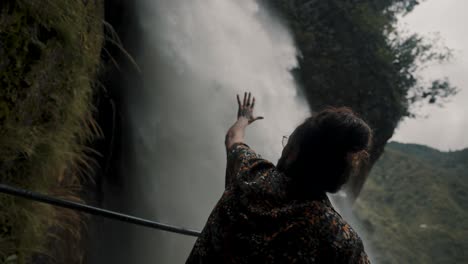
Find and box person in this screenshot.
[187,92,372,263]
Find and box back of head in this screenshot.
[284,107,372,195]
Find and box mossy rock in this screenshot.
[0,0,103,262]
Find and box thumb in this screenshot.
[250,116,264,124]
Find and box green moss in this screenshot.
[0,0,103,262]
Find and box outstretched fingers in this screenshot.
[239,92,256,108]
[235,92,263,123]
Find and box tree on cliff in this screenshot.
[264,0,457,202]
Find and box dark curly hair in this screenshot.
[278,107,372,195]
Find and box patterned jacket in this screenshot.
[187,143,370,263]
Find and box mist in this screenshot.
[124,0,309,262]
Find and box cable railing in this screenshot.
[0,184,201,237]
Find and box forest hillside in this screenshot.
[355,142,468,263]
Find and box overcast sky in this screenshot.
[391,0,468,151]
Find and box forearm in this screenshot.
[225,117,249,151]
[224,117,249,188]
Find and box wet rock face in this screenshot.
[84,1,142,263]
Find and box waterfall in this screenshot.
[125,0,309,262]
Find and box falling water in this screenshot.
[125,0,309,263]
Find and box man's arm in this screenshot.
[225,92,263,151]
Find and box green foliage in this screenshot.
[0,0,103,262]
[355,142,468,263]
[264,0,457,200]
[267,0,455,116]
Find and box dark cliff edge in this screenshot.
[84,0,143,263]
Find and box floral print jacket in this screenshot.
[187,142,370,264]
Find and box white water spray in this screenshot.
[126,0,309,262]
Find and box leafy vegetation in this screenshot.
[355,142,468,263]
[0,0,103,262]
[264,0,457,201]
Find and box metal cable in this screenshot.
[0,184,201,237]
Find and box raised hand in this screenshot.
[236,92,264,124]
